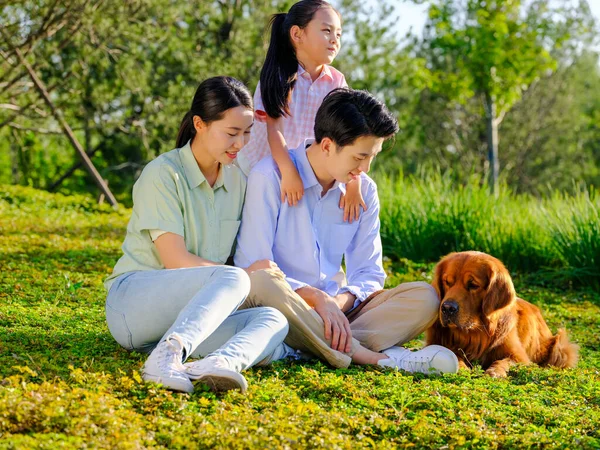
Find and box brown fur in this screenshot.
[426,251,579,377]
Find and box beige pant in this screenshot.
[241,269,440,368]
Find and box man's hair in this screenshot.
[314,88,398,147]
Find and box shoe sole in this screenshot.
[197,374,248,393]
[142,372,194,393]
[187,368,248,393]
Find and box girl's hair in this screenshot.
[314,88,399,147]
[176,76,253,148]
[260,0,338,119]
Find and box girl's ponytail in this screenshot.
[260,1,338,119]
[260,13,297,119]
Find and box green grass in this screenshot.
[1,185,599,449]
[376,172,600,287]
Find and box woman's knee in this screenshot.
[215,265,251,298]
[258,306,289,336]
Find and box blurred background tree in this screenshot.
[1,0,598,204]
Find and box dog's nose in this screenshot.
[442,300,459,316]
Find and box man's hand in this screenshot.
[313,291,353,353]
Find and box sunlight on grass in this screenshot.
[1,185,599,449]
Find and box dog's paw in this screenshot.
[458,360,471,371]
[485,366,508,378]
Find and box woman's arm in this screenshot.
[155,232,282,274]
[154,232,218,269]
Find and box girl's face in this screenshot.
[292,7,342,66]
[195,106,253,165]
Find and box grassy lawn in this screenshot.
[1,186,599,449]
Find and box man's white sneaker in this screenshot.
[378,345,459,375]
[184,356,248,393]
[142,334,194,393]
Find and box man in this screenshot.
[235,88,458,374]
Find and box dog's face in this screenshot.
[432,251,516,332]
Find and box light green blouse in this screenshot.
[104,141,246,291]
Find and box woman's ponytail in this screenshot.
[176,111,195,149]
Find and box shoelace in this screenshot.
[400,356,431,373]
[185,357,228,375]
[157,337,185,373]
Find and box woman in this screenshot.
[104,77,292,394]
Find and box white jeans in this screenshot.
[105,266,290,372]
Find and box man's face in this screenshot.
[323,135,384,183]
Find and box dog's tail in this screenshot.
[543,329,579,368]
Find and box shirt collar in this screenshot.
[179,140,231,191]
[292,138,344,193]
[298,64,333,82]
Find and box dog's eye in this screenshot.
[467,281,479,290]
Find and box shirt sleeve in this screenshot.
[131,162,185,237]
[234,169,278,268]
[339,179,386,301]
[238,83,270,175]
[340,74,348,88]
[284,276,308,292]
[149,229,168,241]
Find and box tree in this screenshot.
[1,0,119,206]
[417,0,594,195]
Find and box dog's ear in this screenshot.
[432,256,449,299]
[483,262,516,318]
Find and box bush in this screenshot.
[376,172,599,286]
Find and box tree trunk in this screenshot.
[485,91,499,197]
[4,35,119,208]
[9,130,21,185]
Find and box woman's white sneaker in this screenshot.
[184,356,248,393]
[378,345,459,375]
[142,334,194,393]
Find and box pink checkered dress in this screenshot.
[237,64,347,175]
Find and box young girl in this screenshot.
[104,77,292,394]
[237,0,366,222]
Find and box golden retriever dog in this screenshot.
[426,251,579,377]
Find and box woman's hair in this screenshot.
[260,0,338,119]
[314,88,399,147]
[176,76,253,148]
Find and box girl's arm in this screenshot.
[154,232,280,274]
[257,111,304,206]
[339,177,367,223]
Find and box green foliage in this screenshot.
[1,186,599,448]
[2,0,599,201]
[375,171,600,286]
[546,188,600,288]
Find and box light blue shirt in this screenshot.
[235,139,386,306]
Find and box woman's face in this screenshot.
[195,106,254,165]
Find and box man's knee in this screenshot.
[414,282,440,321]
[247,269,289,307]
